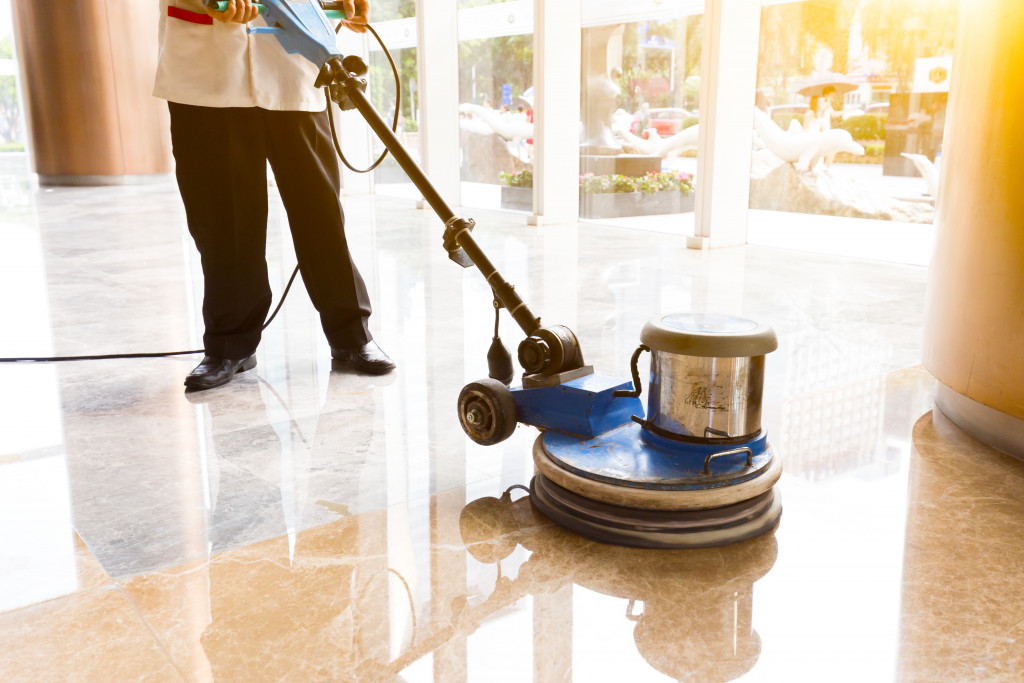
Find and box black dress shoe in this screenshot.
[331,341,396,374]
[184,355,257,392]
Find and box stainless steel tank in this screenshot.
[639,313,778,441]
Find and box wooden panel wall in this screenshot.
[923,0,1024,420]
[12,0,171,180]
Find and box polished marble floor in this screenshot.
[1,156,1021,681]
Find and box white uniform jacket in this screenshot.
[154,0,325,112]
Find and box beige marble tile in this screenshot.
[897,410,1024,682]
[0,587,182,682]
[122,510,392,682]
[122,484,782,682]
[15,367,1021,682]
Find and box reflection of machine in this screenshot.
[343,489,777,679]
[227,0,781,549]
[456,489,779,681]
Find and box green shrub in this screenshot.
[839,114,886,141]
[403,119,418,132]
[0,142,25,153]
[864,142,885,157]
[680,116,699,130]
[503,169,695,195]
[579,171,694,195]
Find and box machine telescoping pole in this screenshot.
[335,72,541,337]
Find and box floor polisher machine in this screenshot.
[225,0,782,548]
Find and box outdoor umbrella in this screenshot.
[796,72,858,97]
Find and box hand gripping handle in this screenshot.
[202,1,351,19]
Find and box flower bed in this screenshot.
[499,170,696,218]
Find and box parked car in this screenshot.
[630,108,694,136]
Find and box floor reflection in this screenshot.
[456,487,777,682]
[120,480,779,682]
[897,410,1024,680]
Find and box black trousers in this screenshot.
[169,102,372,360]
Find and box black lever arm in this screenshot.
[331,67,542,337]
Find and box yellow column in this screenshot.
[12,0,171,184]
[923,0,1024,457]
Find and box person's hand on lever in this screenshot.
[205,0,260,24]
[339,0,370,33]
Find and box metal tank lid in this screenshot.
[640,312,778,358]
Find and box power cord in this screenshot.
[327,23,399,174]
[0,23,402,365]
[0,266,301,363]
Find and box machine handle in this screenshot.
[703,447,754,474]
[203,1,351,19]
[612,344,649,399]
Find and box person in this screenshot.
[154,0,394,392]
[821,85,838,128]
[803,96,826,133]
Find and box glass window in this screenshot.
[0,0,26,156]
[457,1,534,213]
[578,4,703,234]
[747,0,959,264]
[368,1,420,199]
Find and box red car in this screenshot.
[630,108,694,137]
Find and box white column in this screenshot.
[530,0,581,226]
[690,0,761,249]
[415,0,461,208]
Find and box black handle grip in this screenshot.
[613,344,649,399]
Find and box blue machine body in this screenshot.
[511,373,770,489]
[246,0,341,69]
[510,374,642,439]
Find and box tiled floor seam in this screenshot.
[114,583,190,682]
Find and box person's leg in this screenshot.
[263,108,383,357]
[169,102,272,361]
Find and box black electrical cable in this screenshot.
[1,20,405,365]
[0,265,301,363]
[326,23,399,174]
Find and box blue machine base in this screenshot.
[541,423,773,491]
[510,374,643,439]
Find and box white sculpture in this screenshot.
[752,108,864,171]
[459,115,494,138]
[901,153,940,198]
[614,121,700,159]
[458,103,533,144]
[610,108,634,136]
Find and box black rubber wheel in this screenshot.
[458,378,517,445]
